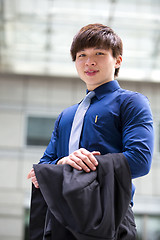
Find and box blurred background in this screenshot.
[0,0,160,239]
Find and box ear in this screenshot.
[115,55,122,68]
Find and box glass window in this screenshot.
[147,216,160,240]
[26,116,56,146]
[135,214,160,240]
[24,208,29,240]
[135,215,143,240]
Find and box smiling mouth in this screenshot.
[85,70,99,75]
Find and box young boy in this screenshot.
[28,23,154,239]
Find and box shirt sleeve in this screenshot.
[121,93,154,179]
[39,112,63,164]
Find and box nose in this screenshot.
[85,57,96,66]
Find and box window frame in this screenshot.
[25,114,57,147]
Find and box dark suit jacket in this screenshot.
[29,153,132,240]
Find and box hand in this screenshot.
[57,148,100,172]
[27,168,39,188]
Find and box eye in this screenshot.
[78,53,86,58]
[96,52,104,55]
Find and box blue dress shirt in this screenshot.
[39,80,154,201]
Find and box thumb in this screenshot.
[27,172,31,179]
[27,168,33,179]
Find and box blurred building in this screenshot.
[0,0,160,239]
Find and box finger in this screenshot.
[92,151,101,155]
[31,176,37,182]
[57,159,63,165]
[65,157,83,171]
[27,168,34,179]
[31,174,39,188]
[80,149,99,167]
[70,153,91,172]
[91,151,101,166]
[33,181,39,188]
[71,149,98,172]
[58,156,82,171]
[27,172,31,179]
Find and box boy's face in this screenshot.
[75,47,122,91]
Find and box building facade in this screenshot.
[0,73,160,240]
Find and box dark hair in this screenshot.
[70,23,123,77]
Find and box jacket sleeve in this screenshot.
[29,184,47,240]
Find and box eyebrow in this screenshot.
[94,47,105,50]
[77,47,106,52]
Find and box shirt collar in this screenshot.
[87,80,121,100]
